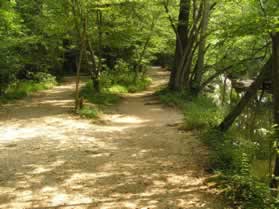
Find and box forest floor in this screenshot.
[0,67,225,209]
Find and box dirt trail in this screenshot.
[0,68,224,209]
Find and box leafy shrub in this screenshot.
[202,129,237,171]
[156,88,189,107]
[28,72,57,83]
[101,59,152,93]
[202,129,279,208]
[80,81,121,106]
[222,174,274,209]
[203,129,258,172]
[126,77,152,93]
[107,84,128,94]
[79,60,152,120]
[79,106,99,119]
[1,73,56,101]
[183,96,224,130]
[157,89,223,130]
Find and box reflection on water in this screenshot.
[208,77,274,183]
[212,81,274,182]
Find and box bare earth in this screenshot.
[0,68,224,209]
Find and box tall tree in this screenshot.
[169,0,190,90]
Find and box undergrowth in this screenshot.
[157,88,279,209]
[80,63,152,119]
[156,89,223,130]
[79,105,99,119]
[0,72,57,102]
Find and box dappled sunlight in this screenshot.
[50,193,92,207]
[0,68,223,208]
[37,99,73,105]
[104,114,150,125]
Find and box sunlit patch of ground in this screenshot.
[0,68,225,209]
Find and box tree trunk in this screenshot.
[96,10,103,92]
[75,18,86,112]
[75,47,84,112]
[190,0,210,95]
[168,0,190,90]
[218,58,272,132]
[270,32,279,190]
[86,38,100,93]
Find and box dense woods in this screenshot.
[1,0,279,208]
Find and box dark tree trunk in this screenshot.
[218,58,272,132]
[169,0,190,90]
[93,79,100,93]
[270,32,279,190]
[190,0,210,95]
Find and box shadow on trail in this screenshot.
[0,68,224,209]
[0,126,221,209]
[0,85,75,121]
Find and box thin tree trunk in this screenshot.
[71,0,87,112]
[87,39,100,93]
[218,58,272,132]
[75,17,87,112]
[95,10,103,92]
[270,32,279,191]
[133,18,156,82]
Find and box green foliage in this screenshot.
[158,87,278,207]
[81,81,121,106]
[202,129,237,171]
[101,60,152,93]
[197,126,278,208]
[27,72,57,83]
[157,89,223,130]
[80,60,152,119]
[183,96,224,130]
[81,68,152,107]
[0,73,56,101]
[220,174,275,209]
[201,126,279,208]
[126,78,152,93]
[107,85,129,94]
[79,106,99,119]
[156,88,189,107]
[1,0,278,207]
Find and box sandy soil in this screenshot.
[0,68,224,209]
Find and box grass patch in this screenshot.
[81,82,122,106]
[157,88,223,130]
[125,77,152,93]
[0,74,57,103]
[107,84,129,94]
[79,76,152,119]
[103,77,152,94]
[79,105,100,119]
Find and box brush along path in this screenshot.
[0,68,225,209]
